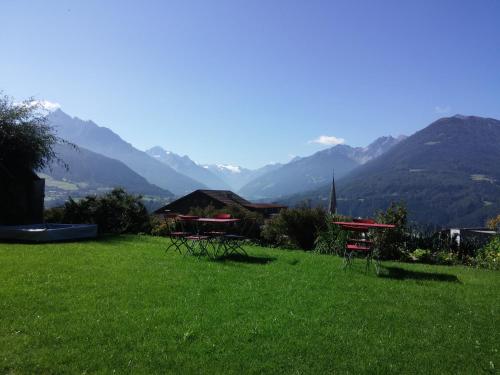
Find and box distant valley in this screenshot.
[47,109,204,195]
[42,109,500,227]
[42,143,173,210]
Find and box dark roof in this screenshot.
[243,203,287,209]
[199,190,251,206]
[154,189,287,215]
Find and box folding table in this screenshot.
[175,216,242,258]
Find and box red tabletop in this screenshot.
[333,221,396,229]
[177,215,200,221]
[196,218,240,224]
[176,216,240,224]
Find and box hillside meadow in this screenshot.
[0,235,498,374]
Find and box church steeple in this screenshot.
[328,169,337,215]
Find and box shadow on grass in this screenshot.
[213,253,277,265]
[0,236,104,245]
[379,266,460,283]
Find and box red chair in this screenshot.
[202,214,233,255]
[341,223,379,273]
[161,213,190,254]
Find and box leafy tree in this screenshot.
[0,94,67,174]
[0,94,71,224]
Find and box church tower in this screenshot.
[328,169,337,214]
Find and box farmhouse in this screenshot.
[154,189,286,218]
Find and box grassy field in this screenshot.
[0,235,498,374]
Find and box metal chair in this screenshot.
[342,223,380,273]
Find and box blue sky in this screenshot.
[1,0,499,168]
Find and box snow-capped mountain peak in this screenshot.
[215,164,242,174]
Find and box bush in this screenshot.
[407,248,458,265]
[373,202,409,260]
[475,236,500,270]
[434,251,459,266]
[487,215,500,232]
[44,206,65,223]
[314,214,350,255]
[409,248,433,263]
[150,215,175,237]
[262,207,327,250]
[45,188,151,234]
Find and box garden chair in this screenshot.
[163,213,190,254]
[220,234,248,257]
[184,234,211,257]
[342,223,379,273]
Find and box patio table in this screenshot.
[176,216,242,257]
[333,221,396,273]
[333,221,396,229]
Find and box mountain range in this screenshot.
[203,163,284,192]
[145,146,287,192]
[145,146,230,190]
[46,109,404,201]
[47,109,204,195]
[43,108,500,227]
[41,144,173,208]
[282,115,500,227]
[238,136,405,199]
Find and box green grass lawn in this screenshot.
[1,235,498,374]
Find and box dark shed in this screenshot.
[0,165,45,225]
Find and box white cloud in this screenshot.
[309,135,345,146]
[434,105,451,114]
[34,100,61,111]
[15,100,61,112]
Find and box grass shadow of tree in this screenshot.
[378,266,460,283]
[213,253,277,265]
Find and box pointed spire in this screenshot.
[328,168,337,215]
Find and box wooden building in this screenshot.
[0,165,45,225]
[154,189,286,218]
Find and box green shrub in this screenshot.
[434,251,459,266]
[150,215,175,237]
[44,206,65,223]
[315,214,350,255]
[45,188,151,234]
[410,248,433,263]
[373,202,409,260]
[262,207,327,250]
[475,236,500,270]
[487,215,500,232]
